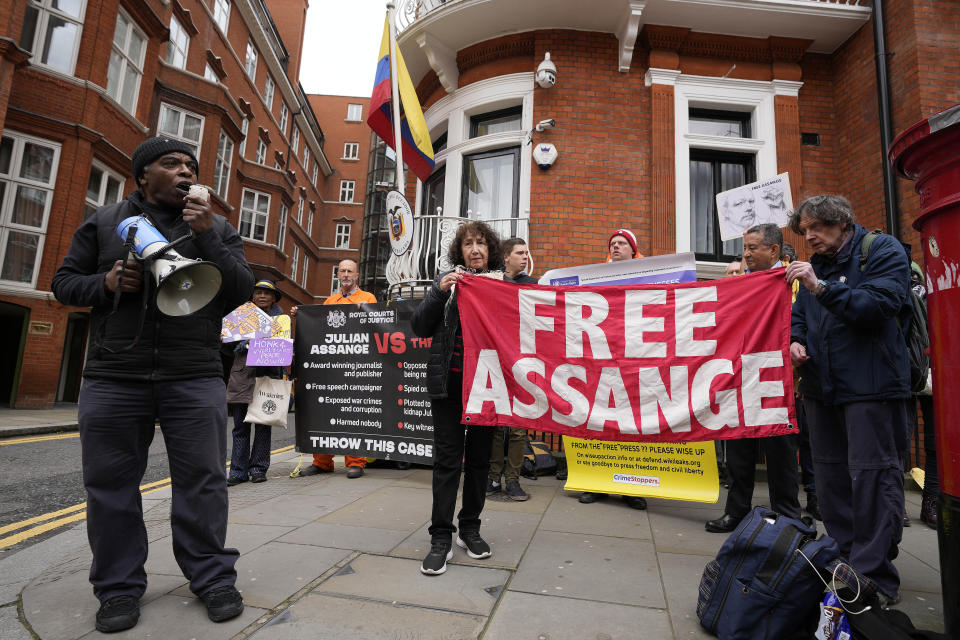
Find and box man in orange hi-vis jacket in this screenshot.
[299,258,376,478]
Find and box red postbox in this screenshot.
[889,103,960,636]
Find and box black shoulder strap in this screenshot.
[756,525,802,586]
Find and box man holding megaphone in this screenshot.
[52,136,254,633]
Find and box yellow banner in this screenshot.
[272,315,291,339]
[563,436,719,503]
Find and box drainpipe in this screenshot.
[872,0,900,240]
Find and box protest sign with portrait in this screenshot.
[716,173,794,241]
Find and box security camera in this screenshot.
[536,68,556,89]
[535,118,556,132]
[536,52,557,89]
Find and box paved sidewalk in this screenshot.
[0,405,79,437]
[0,444,945,639]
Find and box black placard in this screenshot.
[294,301,434,464]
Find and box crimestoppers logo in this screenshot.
[326,309,346,328]
[612,473,660,487]
[261,399,277,415]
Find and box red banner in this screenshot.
[456,269,796,443]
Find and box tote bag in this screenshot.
[243,377,292,428]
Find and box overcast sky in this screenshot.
[300,0,388,98]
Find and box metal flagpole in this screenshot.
[386,2,405,194]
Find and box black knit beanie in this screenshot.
[131,136,199,184]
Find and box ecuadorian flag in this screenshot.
[367,16,435,182]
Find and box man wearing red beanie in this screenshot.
[579,228,647,510]
[607,229,641,261]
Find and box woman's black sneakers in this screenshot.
[420,540,453,575]
[456,531,492,559]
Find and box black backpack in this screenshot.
[520,437,558,478]
[860,231,930,393]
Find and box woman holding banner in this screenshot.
[412,221,503,576]
[225,280,285,485]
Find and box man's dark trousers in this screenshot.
[78,377,239,601]
[804,398,906,598]
[723,434,802,519]
[795,397,816,497]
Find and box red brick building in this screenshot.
[0,0,339,408]
[306,94,371,297]
[366,0,958,291]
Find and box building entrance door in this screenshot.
[57,312,89,403]
[0,302,29,407]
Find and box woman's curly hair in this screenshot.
[447,221,503,271]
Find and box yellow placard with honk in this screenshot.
[562,436,719,503]
[271,315,291,339]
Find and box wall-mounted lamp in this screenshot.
[536,52,556,88]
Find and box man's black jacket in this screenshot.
[52,190,253,381]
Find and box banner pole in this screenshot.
[386,2,405,194]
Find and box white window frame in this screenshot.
[244,41,257,80]
[290,244,299,280]
[0,131,61,289]
[157,103,204,157]
[302,145,310,169]
[212,0,230,32]
[84,160,124,221]
[335,223,351,249]
[307,210,313,235]
[213,129,233,199]
[343,142,359,160]
[291,127,300,156]
[203,63,218,83]
[649,71,800,269]
[301,256,309,287]
[346,104,363,121]
[20,0,87,75]
[239,118,249,158]
[255,138,267,165]
[330,265,339,295]
[296,197,303,225]
[166,15,189,69]
[279,103,289,135]
[418,73,534,232]
[107,10,146,114]
[339,180,355,203]
[239,188,269,242]
[311,163,318,186]
[277,203,287,252]
[263,75,275,111]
